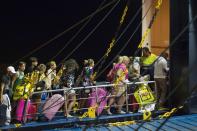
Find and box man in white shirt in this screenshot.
[154,56,169,108]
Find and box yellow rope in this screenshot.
[120,5,129,24]
[155,0,162,9]
[93,2,129,80]
[104,4,129,58]
[159,106,183,119]
[108,121,136,127]
[105,38,116,57]
[138,0,163,48]
[138,28,151,48]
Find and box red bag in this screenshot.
[106,69,115,82]
[27,103,37,120]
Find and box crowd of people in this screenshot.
[0,47,169,126]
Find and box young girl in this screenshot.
[83,59,95,87]
[60,59,79,117]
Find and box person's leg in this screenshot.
[67,94,76,116]
[155,78,161,107]
[0,85,3,103]
[117,95,126,113]
[106,97,115,114]
[64,94,68,116]
[106,90,116,114]
[159,78,167,107]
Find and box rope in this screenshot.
[12,0,119,65]
[93,0,131,79]
[95,0,156,79]
[16,0,197,126]
[49,0,108,61]
[93,0,148,73]
[60,0,122,62]
[155,84,197,130]
[17,0,121,107]
[135,11,197,131]
[13,0,154,120]
[81,0,163,125]
[25,0,122,114]
[38,0,154,119]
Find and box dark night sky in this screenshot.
[1,0,141,78]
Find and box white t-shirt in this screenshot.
[46,69,56,88]
[154,57,169,79]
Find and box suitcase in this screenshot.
[43,94,64,120]
[88,88,108,116]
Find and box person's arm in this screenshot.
[0,83,5,104]
[116,69,126,83]
[12,73,17,89]
[163,60,169,73]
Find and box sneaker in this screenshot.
[119,110,126,114]
[67,114,73,117]
[107,111,113,115]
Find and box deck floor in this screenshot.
[1,112,197,131]
[43,114,197,131]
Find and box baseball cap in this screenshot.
[7,66,16,74]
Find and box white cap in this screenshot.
[7,66,16,74]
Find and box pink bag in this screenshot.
[15,99,30,122]
[43,94,64,120]
[88,88,108,116]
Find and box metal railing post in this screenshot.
[125,84,129,113]
[96,86,98,104]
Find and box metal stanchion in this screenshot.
[125,84,129,113]
[96,86,98,104]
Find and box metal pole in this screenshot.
[32,81,156,95]
[125,84,129,113]
[96,86,98,104]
